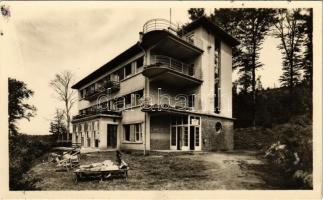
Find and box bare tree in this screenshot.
[49,71,76,141]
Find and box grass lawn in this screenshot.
[25,150,282,190]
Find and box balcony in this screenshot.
[142,55,202,87]
[141,19,203,60]
[83,80,120,101]
[72,106,122,121]
[142,19,203,49]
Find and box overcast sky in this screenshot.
[1,2,283,135]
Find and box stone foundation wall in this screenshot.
[201,115,234,151]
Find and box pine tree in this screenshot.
[211,8,276,127]
[49,109,67,141]
[272,9,306,115]
[300,9,313,88]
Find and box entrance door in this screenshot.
[107,124,117,149]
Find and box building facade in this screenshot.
[71,17,239,152]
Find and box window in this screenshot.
[116,68,125,81]
[183,127,188,146]
[215,122,222,134]
[171,127,176,146]
[136,56,144,71]
[81,89,86,98]
[132,90,144,106]
[115,97,125,110]
[78,124,82,132]
[124,94,132,108]
[125,63,132,77]
[214,39,221,113]
[195,127,200,146]
[73,125,76,133]
[135,124,142,142]
[123,125,131,141]
[188,94,195,109]
[84,122,88,132]
[123,124,143,142]
[190,116,200,125]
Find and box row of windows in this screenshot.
[123,123,142,143]
[73,121,100,133]
[80,56,144,99]
[79,89,144,115]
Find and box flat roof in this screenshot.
[180,16,240,47]
[72,42,142,89]
[72,17,240,90]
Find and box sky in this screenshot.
[1,2,283,135]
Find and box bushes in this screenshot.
[234,114,312,189]
[9,134,56,190]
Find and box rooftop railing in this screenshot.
[149,55,194,76]
[143,18,203,49]
[143,18,178,34]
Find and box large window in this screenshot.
[123,123,143,142]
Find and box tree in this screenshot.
[300,9,313,88]
[49,71,76,141]
[188,8,205,21]
[8,78,36,135]
[272,9,305,91]
[272,9,306,114]
[211,8,276,127]
[49,109,67,141]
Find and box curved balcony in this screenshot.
[141,19,203,60]
[143,55,202,87]
[143,18,178,34]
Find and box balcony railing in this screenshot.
[83,80,120,100]
[149,55,194,76]
[142,18,203,49]
[143,18,178,34]
[73,107,121,120]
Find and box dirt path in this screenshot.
[180,151,269,189]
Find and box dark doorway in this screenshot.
[107,124,118,149]
[177,127,182,150]
[189,126,195,150]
